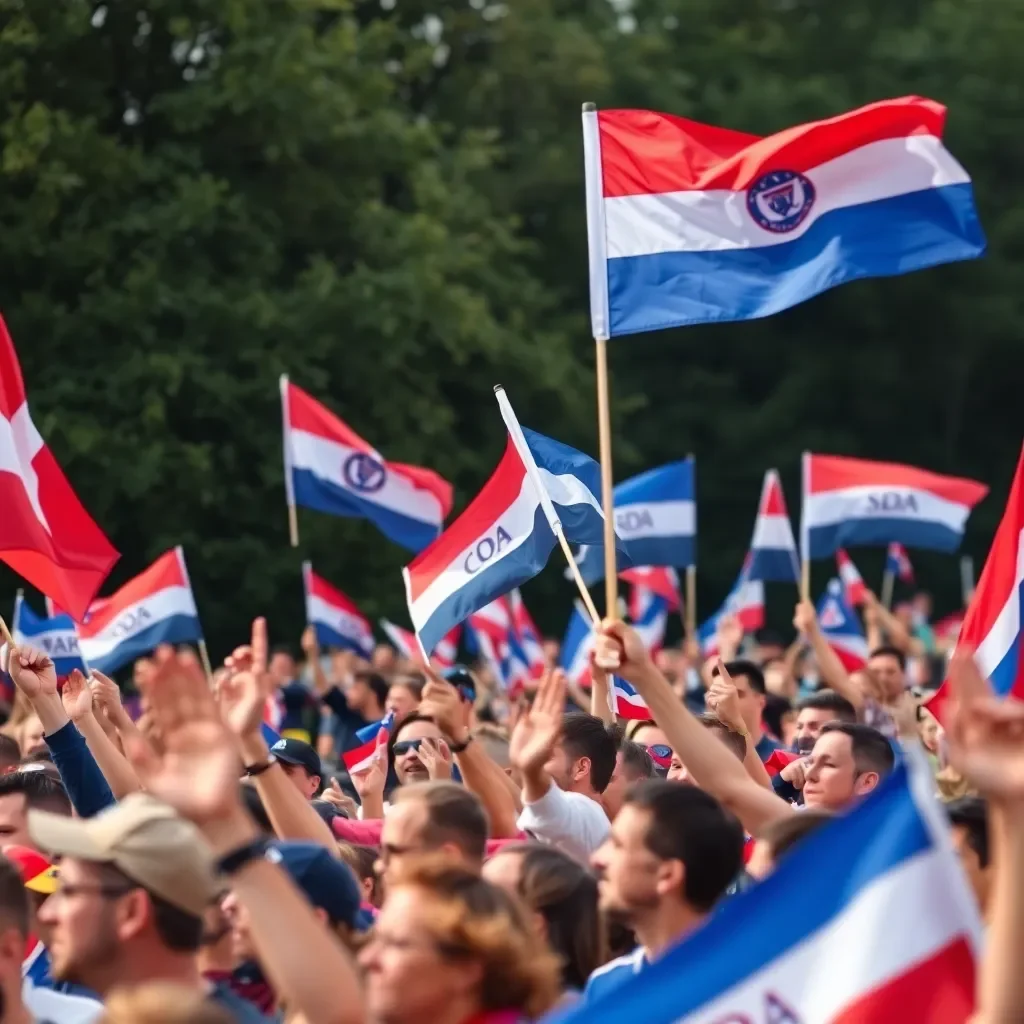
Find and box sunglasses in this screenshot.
[393,738,425,757]
[646,744,673,767]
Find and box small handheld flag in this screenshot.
[816,578,869,672]
[836,549,867,606]
[746,469,799,583]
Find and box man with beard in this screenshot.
[586,780,742,999]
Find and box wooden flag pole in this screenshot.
[287,504,299,548]
[800,558,811,603]
[198,638,215,684]
[557,532,601,626]
[280,374,300,547]
[595,337,618,619]
[685,565,697,638]
[0,614,14,649]
[880,569,895,611]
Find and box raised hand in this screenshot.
[61,669,95,723]
[706,663,745,734]
[300,625,319,659]
[793,600,817,636]
[89,671,125,721]
[418,736,453,780]
[946,646,1024,803]
[780,757,809,790]
[717,613,744,656]
[350,753,386,804]
[125,648,240,826]
[418,673,464,740]
[593,619,654,687]
[218,618,272,740]
[509,668,566,776]
[7,644,57,702]
[321,777,358,818]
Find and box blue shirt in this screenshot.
[755,731,782,762]
[583,947,648,1002]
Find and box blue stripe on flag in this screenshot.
[607,184,983,335]
[87,614,203,676]
[807,517,965,558]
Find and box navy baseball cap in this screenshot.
[442,665,476,702]
[267,842,367,929]
[270,738,322,778]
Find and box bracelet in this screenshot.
[447,734,473,754]
[215,837,271,877]
[244,755,277,777]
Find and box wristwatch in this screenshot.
[215,837,272,877]
[243,755,277,777]
[446,733,473,754]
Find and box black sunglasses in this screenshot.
[393,738,425,756]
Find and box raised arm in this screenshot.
[794,600,864,711]
[595,621,793,837]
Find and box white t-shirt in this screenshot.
[23,980,102,1024]
[516,782,610,863]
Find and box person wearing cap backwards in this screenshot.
[29,794,271,1023]
[265,738,323,801]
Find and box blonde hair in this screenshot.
[102,983,234,1024]
[387,854,561,1019]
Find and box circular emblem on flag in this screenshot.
[343,453,387,493]
[747,170,816,233]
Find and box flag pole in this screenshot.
[493,386,600,626]
[685,566,697,638]
[280,375,300,548]
[799,451,811,601]
[197,639,214,682]
[880,569,895,611]
[582,101,618,621]
[594,337,618,620]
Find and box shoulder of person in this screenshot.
[22,979,102,1024]
[584,946,647,996]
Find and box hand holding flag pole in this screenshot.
[493,387,601,627]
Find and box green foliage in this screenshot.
[0,0,1021,654]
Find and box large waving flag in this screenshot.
[404,420,611,655]
[0,317,119,619]
[77,548,203,674]
[560,756,980,1023]
[12,595,87,678]
[281,378,453,552]
[575,459,695,585]
[746,469,799,582]
[581,97,986,336]
[698,557,765,656]
[886,541,915,583]
[929,444,1024,723]
[802,452,987,559]
[302,563,374,657]
[836,548,867,606]
[816,578,869,672]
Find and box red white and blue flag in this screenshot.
[302,563,374,657]
[404,424,610,655]
[468,596,535,695]
[559,601,594,688]
[629,582,670,655]
[582,97,985,336]
[562,756,980,1023]
[281,378,453,552]
[929,444,1024,722]
[816,578,869,672]
[698,556,765,656]
[886,541,916,583]
[0,316,119,619]
[12,595,87,678]
[77,548,203,675]
[509,589,546,679]
[620,566,680,608]
[836,548,867,606]
[801,452,987,559]
[746,469,799,583]
[342,711,396,774]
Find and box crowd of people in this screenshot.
[0,582,1019,1024]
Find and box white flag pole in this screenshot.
[494,386,600,626]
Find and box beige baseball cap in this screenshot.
[27,793,218,917]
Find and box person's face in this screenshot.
[481,850,523,895]
[220,889,257,960]
[279,762,320,800]
[20,715,46,757]
[372,645,397,674]
[393,720,443,785]
[867,653,905,703]
[386,684,420,725]
[950,826,990,915]
[793,707,840,753]
[591,804,675,923]
[802,732,878,811]
[37,858,125,988]
[360,886,483,1024]
[919,712,940,753]
[731,673,766,736]
[0,794,31,847]
[667,752,690,785]
[377,801,431,882]
[269,652,296,687]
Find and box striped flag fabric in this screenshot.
[836,548,867,606]
[816,579,869,672]
[343,711,396,774]
[747,469,799,583]
[559,755,980,1023]
[886,541,915,583]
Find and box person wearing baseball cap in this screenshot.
[29,793,270,1023]
[264,738,324,800]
